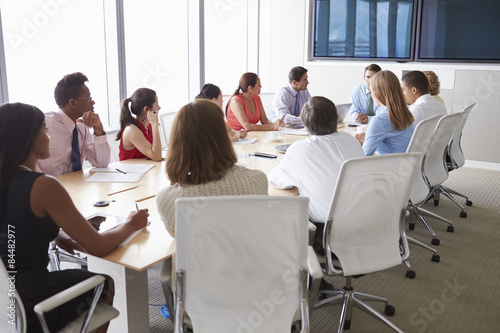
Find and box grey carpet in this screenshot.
[147,167,500,332]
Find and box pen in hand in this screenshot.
[135,203,139,211]
[116,168,127,174]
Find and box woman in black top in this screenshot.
[0,103,149,332]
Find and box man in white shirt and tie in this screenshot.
[272,66,312,126]
[348,64,383,124]
[401,70,447,126]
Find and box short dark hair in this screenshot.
[300,96,338,135]
[364,64,382,74]
[54,72,89,108]
[196,83,221,100]
[401,71,429,95]
[289,66,308,83]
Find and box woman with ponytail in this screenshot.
[196,83,247,141]
[225,72,281,131]
[115,88,162,161]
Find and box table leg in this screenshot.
[87,255,149,333]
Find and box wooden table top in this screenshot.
[56,122,349,270]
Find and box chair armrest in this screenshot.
[307,246,322,317]
[34,275,105,315]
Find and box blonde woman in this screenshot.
[356,70,415,155]
[423,70,446,109]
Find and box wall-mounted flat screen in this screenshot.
[417,0,500,62]
[312,0,416,60]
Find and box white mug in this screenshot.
[267,131,279,140]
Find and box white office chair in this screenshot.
[438,103,476,213]
[406,115,454,247]
[421,113,464,219]
[174,196,312,333]
[159,111,177,148]
[0,260,118,333]
[315,153,422,333]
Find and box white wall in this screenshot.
[260,0,500,165]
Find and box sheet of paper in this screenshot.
[90,162,154,173]
[233,137,258,144]
[86,172,143,183]
[281,127,309,136]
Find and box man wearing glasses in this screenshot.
[37,72,111,176]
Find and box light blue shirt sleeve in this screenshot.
[273,85,311,126]
[349,84,382,121]
[362,115,386,156]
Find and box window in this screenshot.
[0,1,110,122]
[123,1,189,113]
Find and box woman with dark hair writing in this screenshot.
[115,88,162,161]
[0,103,148,332]
[225,72,281,131]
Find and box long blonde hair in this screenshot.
[370,70,414,131]
[166,99,237,185]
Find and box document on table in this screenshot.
[280,127,309,136]
[86,213,149,247]
[233,137,258,144]
[87,162,154,182]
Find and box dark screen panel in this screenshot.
[418,0,500,61]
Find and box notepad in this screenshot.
[87,162,154,182]
[233,137,258,144]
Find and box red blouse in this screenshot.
[226,94,262,131]
[119,121,153,160]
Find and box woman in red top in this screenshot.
[116,88,162,161]
[226,72,280,131]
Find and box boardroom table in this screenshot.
[56,123,350,332]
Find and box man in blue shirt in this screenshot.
[272,66,312,126]
[348,64,383,124]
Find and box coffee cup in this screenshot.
[267,131,279,140]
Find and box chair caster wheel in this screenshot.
[432,254,440,262]
[447,225,454,232]
[385,305,396,316]
[465,200,472,206]
[431,238,440,246]
[434,199,439,206]
[343,319,351,330]
[409,223,415,231]
[406,270,416,279]
[460,211,467,218]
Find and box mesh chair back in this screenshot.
[326,153,422,276]
[1,260,26,332]
[423,113,463,187]
[159,111,177,148]
[407,115,441,203]
[449,103,475,169]
[175,196,309,333]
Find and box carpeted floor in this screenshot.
[147,167,500,332]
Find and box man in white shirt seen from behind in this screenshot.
[268,96,364,255]
[272,66,311,127]
[37,72,111,176]
[348,63,383,124]
[401,70,446,126]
